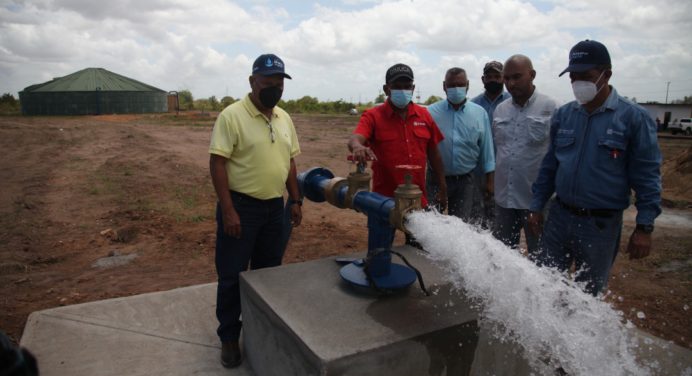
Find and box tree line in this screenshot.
[176,90,444,114]
[2,91,691,116]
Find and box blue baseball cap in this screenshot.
[559,40,611,77]
[252,53,292,79]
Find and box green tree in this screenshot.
[178,90,194,110]
[672,95,692,104]
[209,96,220,111]
[374,93,385,104]
[0,93,20,115]
[220,96,236,108]
[424,95,442,105]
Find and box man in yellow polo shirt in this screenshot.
[209,53,302,368]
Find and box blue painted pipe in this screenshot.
[298,167,395,250]
[298,167,417,291]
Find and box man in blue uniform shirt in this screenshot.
[427,67,495,221]
[528,40,662,296]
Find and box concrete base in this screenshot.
[19,245,692,376]
[240,246,481,376]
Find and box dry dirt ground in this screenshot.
[0,113,690,350]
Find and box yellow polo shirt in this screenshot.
[209,94,301,200]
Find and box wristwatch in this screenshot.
[635,224,654,234]
[288,198,303,206]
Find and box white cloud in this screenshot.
[0,0,690,104]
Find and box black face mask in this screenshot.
[484,81,503,95]
[259,86,282,108]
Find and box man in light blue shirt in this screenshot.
[528,40,662,296]
[471,61,512,229]
[492,55,559,255]
[427,67,495,222]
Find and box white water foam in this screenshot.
[407,211,654,376]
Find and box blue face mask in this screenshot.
[390,89,413,108]
[446,86,467,105]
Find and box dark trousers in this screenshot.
[427,173,475,222]
[493,205,541,256]
[215,191,285,342]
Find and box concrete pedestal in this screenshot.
[240,245,481,376]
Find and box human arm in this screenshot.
[285,158,302,227]
[209,154,241,238]
[348,134,377,163]
[626,109,662,259]
[528,113,560,236]
[530,113,560,211]
[479,110,495,199]
[485,172,494,199]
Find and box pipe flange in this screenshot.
[325,178,348,208]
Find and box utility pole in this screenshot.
[665,81,670,104]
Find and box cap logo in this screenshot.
[571,51,589,59]
[265,58,274,67]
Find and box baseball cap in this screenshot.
[252,53,292,79]
[385,63,414,83]
[559,40,611,77]
[483,61,503,74]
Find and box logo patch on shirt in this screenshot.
[557,128,574,135]
[606,129,624,136]
[412,121,427,127]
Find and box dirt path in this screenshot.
[0,113,689,350]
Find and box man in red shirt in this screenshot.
[348,63,447,211]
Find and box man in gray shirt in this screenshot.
[492,55,559,255]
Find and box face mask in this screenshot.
[259,86,282,108]
[390,89,413,108]
[445,87,467,105]
[484,81,503,95]
[571,71,605,104]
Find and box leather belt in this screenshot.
[556,197,618,218]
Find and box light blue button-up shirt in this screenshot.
[493,90,560,210]
[530,87,662,225]
[471,91,511,122]
[427,99,495,176]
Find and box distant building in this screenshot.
[638,103,692,127]
[19,67,167,115]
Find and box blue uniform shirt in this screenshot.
[427,99,495,176]
[471,91,511,122]
[530,87,662,225]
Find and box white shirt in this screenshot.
[493,90,560,209]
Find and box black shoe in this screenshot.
[221,341,242,368]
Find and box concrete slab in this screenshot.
[20,246,691,376]
[20,284,253,376]
[240,245,481,376]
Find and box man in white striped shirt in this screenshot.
[492,55,559,255]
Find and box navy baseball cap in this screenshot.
[559,40,611,77]
[252,53,292,79]
[385,63,414,83]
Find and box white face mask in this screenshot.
[571,71,606,104]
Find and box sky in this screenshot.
[1,0,691,105]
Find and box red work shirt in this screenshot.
[353,100,444,207]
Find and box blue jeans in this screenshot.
[534,201,623,296]
[493,205,540,256]
[215,191,285,342]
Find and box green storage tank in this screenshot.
[19,68,168,115]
